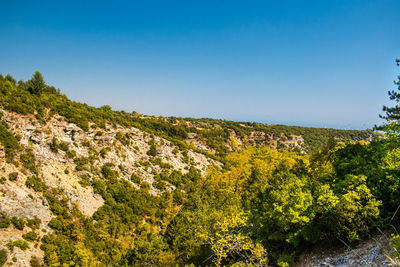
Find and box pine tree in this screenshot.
[28,71,46,95]
[378,59,400,135]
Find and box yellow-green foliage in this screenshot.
[197,212,268,266]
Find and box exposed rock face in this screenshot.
[0,164,52,266]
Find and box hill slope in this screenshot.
[0,73,389,266]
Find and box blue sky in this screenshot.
[1,0,399,129]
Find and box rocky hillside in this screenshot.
[0,73,384,266]
[0,108,220,265]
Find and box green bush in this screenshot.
[0,249,7,266]
[74,157,89,171]
[11,217,25,230]
[25,176,47,192]
[6,239,29,251]
[22,231,38,242]
[19,150,37,173]
[78,174,91,188]
[0,214,10,228]
[101,163,118,179]
[147,139,157,157]
[131,173,141,184]
[27,217,41,230]
[8,172,18,181]
[0,121,21,161]
[30,256,41,267]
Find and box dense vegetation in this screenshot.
[0,60,399,266]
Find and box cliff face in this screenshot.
[0,109,217,265]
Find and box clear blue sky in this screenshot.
[1,0,399,129]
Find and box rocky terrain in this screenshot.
[0,109,217,265]
[297,233,397,266]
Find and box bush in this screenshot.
[8,172,18,181]
[0,214,10,228]
[22,231,38,242]
[30,256,41,267]
[0,121,21,161]
[20,150,37,173]
[78,174,91,188]
[0,249,7,266]
[147,139,157,157]
[131,173,141,184]
[27,217,41,230]
[48,137,59,153]
[11,216,25,230]
[74,157,89,171]
[6,239,29,251]
[25,176,47,192]
[101,163,118,179]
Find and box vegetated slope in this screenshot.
[0,72,396,266]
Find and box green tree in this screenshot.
[27,71,46,95]
[379,58,400,135]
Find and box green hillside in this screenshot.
[0,70,399,266]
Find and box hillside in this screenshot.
[0,72,399,266]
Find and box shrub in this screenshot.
[0,213,10,228]
[101,163,118,179]
[65,149,76,158]
[25,176,47,192]
[30,256,41,267]
[99,148,108,158]
[20,151,37,174]
[153,179,166,190]
[74,157,89,171]
[6,239,29,251]
[0,249,7,266]
[11,217,25,230]
[22,231,38,242]
[131,173,141,184]
[27,217,41,230]
[58,141,69,152]
[78,174,91,188]
[147,139,157,157]
[0,121,21,161]
[0,212,10,228]
[48,137,58,152]
[8,172,18,181]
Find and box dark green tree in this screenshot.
[28,71,46,95]
[379,59,400,135]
